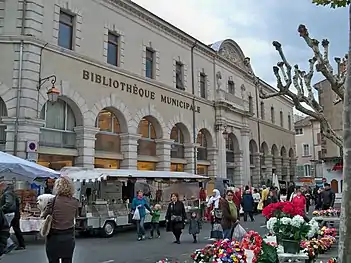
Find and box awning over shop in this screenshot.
[61,167,210,183]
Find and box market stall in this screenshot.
[0,151,59,234]
[62,168,209,237]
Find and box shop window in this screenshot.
[197,164,208,175]
[171,163,184,172]
[196,130,207,160]
[38,154,74,171]
[137,161,156,171]
[0,98,7,145]
[40,100,76,148]
[137,118,156,156]
[94,158,120,169]
[95,110,121,152]
[170,126,184,158]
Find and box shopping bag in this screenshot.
[232,223,247,241]
[132,208,140,220]
[257,201,263,211]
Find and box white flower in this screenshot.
[306,219,319,238]
[291,215,304,227]
[267,217,278,232]
[280,217,292,225]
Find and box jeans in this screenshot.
[136,217,145,237]
[150,222,160,237]
[222,227,233,239]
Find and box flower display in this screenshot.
[262,201,304,219]
[301,236,337,262]
[319,226,337,237]
[191,239,247,263]
[307,218,320,239]
[312,209,340,217]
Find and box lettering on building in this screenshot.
[82,70,200,113]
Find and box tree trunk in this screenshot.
[338,4,351,263]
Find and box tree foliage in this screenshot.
[256,25,346,150]
[312,0,350,8]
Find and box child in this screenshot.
[149,204,161,238]
[189,211,201,243]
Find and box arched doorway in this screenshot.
[0,98,7,149]
[280,146,287,181]
[196,128,213,175]
[38,99,79,170]
[249,139,258,185]
[271,144,279,175]
[170,123,191,172]
[137,116,162,170]
[94,108,127,168]
[331,179,338,193]
[226,133,240,184]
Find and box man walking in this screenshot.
[321,183,335,209]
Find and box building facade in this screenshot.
[0,0,295,187]
[294,115,321,177]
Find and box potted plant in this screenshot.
[266,216,319,254]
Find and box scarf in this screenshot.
[208,189,221,209]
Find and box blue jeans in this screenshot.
[223,227,233,240]
[136,217,145,238]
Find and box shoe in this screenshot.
[157,235,161,238]
[193,239,197,243]
[137,237,142,241]
[142,235,145,240]
[149,236,153,239]
[176,240,180,244]
[173,240,178,243]
[15,247,25,250]
[4,244,17,254]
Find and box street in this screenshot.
[2,215,268,263]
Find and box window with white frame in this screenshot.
[145,48,155,79]
[288,115,292,130]
[200,73,206,98]
[248,96,253,114]
[304,164,311,176]
[58,11,74,50]
[271,106,275,124]
[228,80,235,94]
[107,32,119,66]
[280,111,283,127]
[295,128,303,135]
[303,144,310,156]
[175,62,184,90]
[260,102,265,120]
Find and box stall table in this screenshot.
[277,253,308,263]
[10,218,43,236]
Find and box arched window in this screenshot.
[40,100,76,148]
[0,98,7,146]
[170,126,184,158]
[226,136,234,163]
[95,110,121,152]
[137,118,156,156]
[197,130,207,160]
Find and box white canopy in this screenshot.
[61,167,209,183]
[0,151,60,181]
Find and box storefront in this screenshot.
[37,154,75,171]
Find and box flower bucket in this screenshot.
[281,239,300,254]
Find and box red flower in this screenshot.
[262,201,304,219]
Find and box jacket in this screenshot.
[321,188,335,207]
[292,195,306,212]
[0,188,17,214]
[220,198,237,230]
[166,201,186,232]
[241,191,254,212]
[188,217,201,235]
[233,191,241,209]
[131,197,151,218]
[43,195,79,230]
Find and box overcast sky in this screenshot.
[132,0,348,88]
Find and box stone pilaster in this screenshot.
[74,126,99,168]
[216,126,227,178]
[251,153,260,186]
[155,139,173,171]
[184,143,196,173]
[207,147,218,178]
[289,158,297,181]
[233,151,243,187]
[262,155,273,182]
[240,128,251,186]
[2,117,44,159]
[120,133,140,170]
[281,157,290,181]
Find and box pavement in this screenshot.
[1,213,338,263]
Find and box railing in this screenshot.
[137,139,156,156]
[215,89,245,107]
[226,151,234,163]
[0,125,5,145]
[39,128,76,148]
[197,147,207,160]
[95,133,121,152]
[171,144,184,159]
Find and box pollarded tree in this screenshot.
[256,25,346,150]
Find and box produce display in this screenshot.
[15,189,40,218]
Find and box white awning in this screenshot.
[61,167,209,183]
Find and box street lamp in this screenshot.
[36,75,60,117]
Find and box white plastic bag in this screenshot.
[232,223,247,241]
[132,208,140,220]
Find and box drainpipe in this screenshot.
[191,41,197,174]
[13,0,27,156]
[254,77,262,184]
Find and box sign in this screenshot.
[82,70,200,113]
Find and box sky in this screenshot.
[132,0,348,103]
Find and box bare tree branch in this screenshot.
[298,24,345,101]
[257,38,343,149]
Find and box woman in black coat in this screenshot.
[166,193,186,244]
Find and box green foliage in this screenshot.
[312,0,350,8]
[257,242,279,263]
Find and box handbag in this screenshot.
[40,197,56,237]
[210,223,223,239]
[171,215,182,222]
